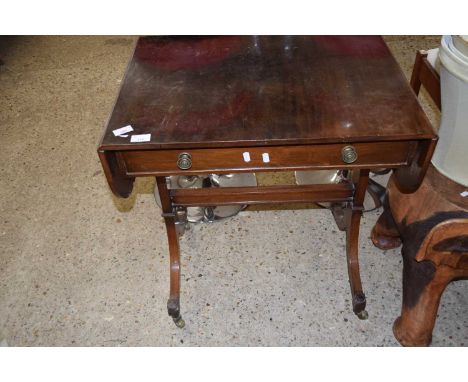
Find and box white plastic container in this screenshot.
[431,35,468,186]
[452,35,468,62]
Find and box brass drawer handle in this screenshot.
[177,152,192,170]
[341,145,358,164]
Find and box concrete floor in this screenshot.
[0,36,466,346]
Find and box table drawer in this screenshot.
[121,141,416,176]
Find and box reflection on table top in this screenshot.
[100,36,435,150]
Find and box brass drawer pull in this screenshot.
[341,145,358,164]
[177,152,192,170]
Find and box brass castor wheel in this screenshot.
[173,316,185,328]
[356,310,369,320]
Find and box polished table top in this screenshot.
[100,36,435,151]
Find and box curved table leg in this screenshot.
[156,176,185,328]
[346,169,370,319]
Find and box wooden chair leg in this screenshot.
[410,50,424,96]
[393,264,459,346]
[371,194,402,250]
[346,169,370,319]
[156,176,185,328]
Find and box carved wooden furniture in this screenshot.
[372,50,468,346]
[98,36,436,328]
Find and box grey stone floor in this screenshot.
[0,36,466,346]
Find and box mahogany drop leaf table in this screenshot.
[98,36,436,328]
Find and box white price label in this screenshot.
[113,125,134,136]
[130,134,151,143]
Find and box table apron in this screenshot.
[120,141,417,176]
